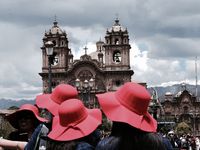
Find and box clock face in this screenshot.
[52,55,59,66]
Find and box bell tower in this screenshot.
[39,20,72,92]
[103,18,133,90]
[39,18,133,95]
[104,18,131,70]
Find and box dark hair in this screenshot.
[77,128,101,147]
[46,139,76,150]
[46,129,100,150]
[96,122,166,150]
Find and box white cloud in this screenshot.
[0,0,199,99]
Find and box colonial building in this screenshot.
[159,85,200,136]
[39,18,134,106]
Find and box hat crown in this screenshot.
[115,82,151,115]
[58,99,88,126]
[48,99,102,141]
[51,84,78,104]
[19,104,39,115]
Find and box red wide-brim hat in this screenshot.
[36,94,58,116]
[48,99,102,141]
[96,82,157,132]
[6,104,48,129]
[36,84,78,116]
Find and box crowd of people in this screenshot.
[158,129,200,150]
[0,82,198,150]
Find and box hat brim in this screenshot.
[48,109,102,141]
[36,94,59,116]
[96,92,157,132]
[6,109,47,129]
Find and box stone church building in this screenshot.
[39,18,134,107]
[159,84,200,136]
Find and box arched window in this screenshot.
[115,80,121,87]
[124,38,127,44]
[61,41,64,46]
[106,39,110,44]
[113,51,121,63]
[115,38,119,45]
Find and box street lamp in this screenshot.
[75,78,95,108]
[45,41,54,93]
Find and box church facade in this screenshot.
[159,85,200,136]
[39,18,134,107]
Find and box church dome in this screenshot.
[96,39,104,44]
[89,51,99,60]
[47,21,64,35]
[108,18,126,32]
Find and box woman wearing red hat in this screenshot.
[95,82,166,150]
[46,98,102,150]
[6,104,48,142]
[24,83,79,150]
[0,104,48,150]
[0,84,79,150]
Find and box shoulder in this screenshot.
[30,124,45,139]
[76,142,94,150]
[25,124,49,150]
[160,136,173,150]
[96,136,120,150]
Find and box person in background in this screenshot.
[47,98,102,150]
[167,130,181,149]
[196,136,200,150]
[6,104,48,142]
[157,127,173,150]
[0,84,78,150]
[95,82,166,150]
[180,134,189,150]
[0,104,47,150]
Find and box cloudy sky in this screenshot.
[0,0,200,99]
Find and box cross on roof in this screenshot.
[83,46,88,55]
[54,15,57,22]
[53,15,58,26]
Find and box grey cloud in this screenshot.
[146,35,200,58]
[0,0,200,99]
